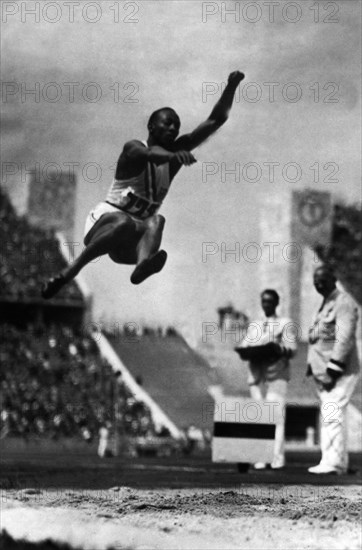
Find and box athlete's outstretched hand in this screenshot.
[228,71,245,86]
[174,150,197,166]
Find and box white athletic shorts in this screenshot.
[84,201,149,240]
[84,202,121,238]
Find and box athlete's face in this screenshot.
[150,110,180,148]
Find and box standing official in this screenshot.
[238,289,297,470]
[307,265,360,475]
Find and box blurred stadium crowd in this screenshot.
[0,191,82,302]
[0,322,158,441]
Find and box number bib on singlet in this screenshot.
[116,187,161,219]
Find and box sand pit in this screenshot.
[1,485,361,550]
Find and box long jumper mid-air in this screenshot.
[42,71,245,299]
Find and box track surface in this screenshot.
[1,450,361,491]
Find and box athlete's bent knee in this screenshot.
[148,214,165,231]
[157,214,166,227]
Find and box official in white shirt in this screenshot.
[240,289,297,470]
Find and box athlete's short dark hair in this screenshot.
[148,107,180,129]
[261,289,280,305]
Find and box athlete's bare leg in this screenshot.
[41,212,136,299]
[130,215,167,284]
[67,214,137,279]
[42,212,167,298]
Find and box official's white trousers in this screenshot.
[317,373,359,473]
[249,378,287,467]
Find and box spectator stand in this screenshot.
[0,190,178,452]
[0,189,85,327]
[94,331,184,441]
[55,230,93,326]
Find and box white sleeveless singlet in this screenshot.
[105,141,171,220]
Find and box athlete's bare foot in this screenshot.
[130,250,167,285]
[41,274,67,299]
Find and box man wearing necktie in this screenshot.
[238,289,297,470]
[307,265,360,475]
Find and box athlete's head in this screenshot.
[313,265,336,297]
[147,107,180,148]
[261,289,279,317]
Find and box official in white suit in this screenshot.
[307,265,360,475]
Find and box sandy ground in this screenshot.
[1,484,362,550]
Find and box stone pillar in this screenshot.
[258,189,293,318]
[259,189,332,340]
[26,169,77,241]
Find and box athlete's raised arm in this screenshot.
[174,71,245,152]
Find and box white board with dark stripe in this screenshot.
[212,396,276,464]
